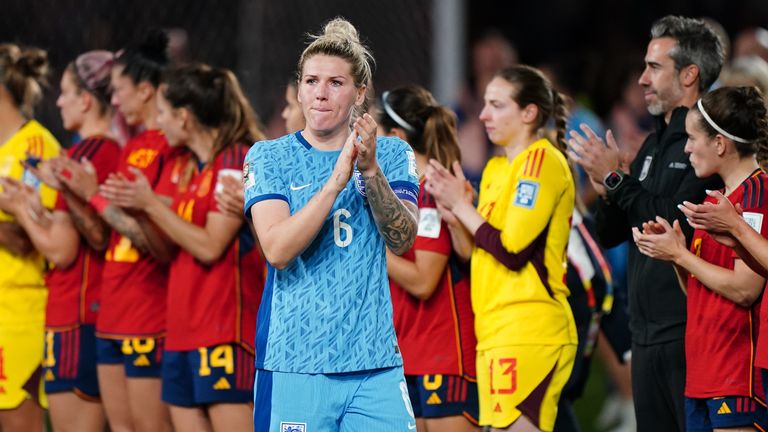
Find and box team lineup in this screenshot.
[1,12,768,432]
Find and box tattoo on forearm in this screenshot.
[101,205,150,253]
[363,169,417,254]
[69,205,109,250]
[64,193,109,250]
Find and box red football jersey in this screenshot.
[97,130,186,337]
[686,170,767,399]
[390,181,476,378]
[165,144,264,352]
[45,136,121,328]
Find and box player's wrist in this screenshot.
[732,217,751,240]
[360,163,381,180]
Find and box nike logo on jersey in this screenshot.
[290,182,311,191]
[407,423,417,430]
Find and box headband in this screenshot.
[697,99,751,144]
[381,91,415,133]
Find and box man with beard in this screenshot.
[567,15,724,432]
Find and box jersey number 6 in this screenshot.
[333,208,353,248]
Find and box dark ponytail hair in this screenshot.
[162,64,265,158]
[496,65,569,154]
[0,43,49,116]
[116,29,169,88]
[691,86,768,168]
[380,85,461,170]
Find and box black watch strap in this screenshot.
[603,169,625,191]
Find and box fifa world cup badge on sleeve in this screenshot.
[514,180,539,209]
[743,212,764,233]
[243,162,256,188]
[417,208,441,239]
[353,167,367,198]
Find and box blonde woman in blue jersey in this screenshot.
[425,65,578,432]
[0,43,61,432]
[244,18,420,432]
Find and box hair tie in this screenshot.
[381,91,415,133]
[697,99,751,144]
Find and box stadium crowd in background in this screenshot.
[2,11,768,432]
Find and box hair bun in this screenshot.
[16,48,49,80]
[0,44,20,68]
[323,17,360,44]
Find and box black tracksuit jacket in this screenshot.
[595,106,723,346]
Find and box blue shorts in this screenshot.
[162,343,254,406]
[685,396,767,431]
[43,325,99,399]
[254,366,416,432]
[96,336,164,378]
[406,374,478,423]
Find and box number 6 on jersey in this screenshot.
[333,208,353,248]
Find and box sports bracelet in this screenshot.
[89,193,109,215]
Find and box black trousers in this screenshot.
[632,340,686,432]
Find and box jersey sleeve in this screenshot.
[53,192,68,212]
[36,134,61,211]
[243,141,288,218]
[153,148,189,198]
[90,140,122,185]
[474,149,572,270]
[413,190,451,255]
[733,175,768,258]
[499,149,570,252]
[210,145,249,214]
[378,137,419,205]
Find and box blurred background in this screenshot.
[2,1,768,431]
[2,0,767,144]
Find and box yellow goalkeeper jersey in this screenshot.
[0,120,60,326]
[471,138,577,350]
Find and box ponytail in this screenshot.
[551,90,569,155]
[422,105,462,169]
[380,85,461,171]
[163,64,266,159]
[212,68,265,157]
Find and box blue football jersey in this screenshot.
[244,131,419,373]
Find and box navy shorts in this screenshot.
[43,325,99,399]
[96,336,164,378]
[685,396,767,431]
[406,374,479,423]
[162,343,254,406]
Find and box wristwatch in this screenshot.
[603,169,625,191]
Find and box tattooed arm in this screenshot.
[61,188,111,251]
[57,157,176,262]
[99,204,176,263]
[353,113,418,255]
[362,167,418,255]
